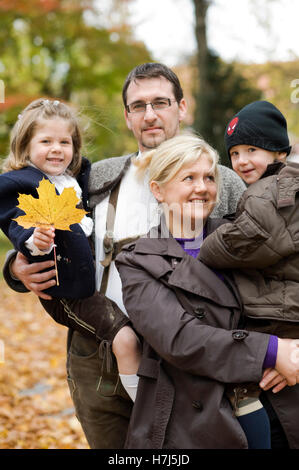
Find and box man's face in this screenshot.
[124,76,187,152]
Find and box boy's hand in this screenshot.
[33,226,55,251]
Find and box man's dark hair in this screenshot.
[122,63,184,106]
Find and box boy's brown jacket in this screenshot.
[199,162,299,334]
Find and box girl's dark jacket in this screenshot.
[115,218,299,449]
[0,158,95,299]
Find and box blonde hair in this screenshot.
[135,132,220,193]
[2,98,82,175]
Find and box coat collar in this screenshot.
[131,217,239,307]
[168,253,239,307]
[134,217,227,258]
[276,161,299,209]
[261,160,285,179]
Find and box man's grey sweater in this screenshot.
[88,153,246,218]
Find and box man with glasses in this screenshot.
[3,63,246,449]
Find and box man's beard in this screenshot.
[141,134,166,150]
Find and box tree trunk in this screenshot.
[192,0,210,133]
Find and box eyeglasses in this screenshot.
[126,98,177,114]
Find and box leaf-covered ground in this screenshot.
[0,279,89,449]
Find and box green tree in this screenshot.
[192,51,261,165]
[192,0,261,166]
[0,0,152,166]
[238,59,299,143]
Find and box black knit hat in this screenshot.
[225,100,291,158]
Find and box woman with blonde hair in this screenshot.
[115,133,299,449]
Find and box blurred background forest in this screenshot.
[0,0,298,170]
[0,0,298,449]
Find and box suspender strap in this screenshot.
[99,181,140,294]
[101,181,121,267]
[100,181,121,294]
[100,181,139,294]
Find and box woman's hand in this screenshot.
[259,367,288,393]
[270,338,299,386]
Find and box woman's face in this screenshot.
[151,155,217,237]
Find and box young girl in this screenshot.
[0,98,96,299]
[199,100,299,448]
[0,99,139,399]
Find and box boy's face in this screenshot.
[230,144,286,184]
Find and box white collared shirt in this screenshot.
[95,154,159,314]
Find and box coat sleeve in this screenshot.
[199,194,295,269]
[2,249,30,293]
[116,251,269,384]
[0,174,34,256]
[39,293,131,343]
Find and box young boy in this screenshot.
[199,100,298,449]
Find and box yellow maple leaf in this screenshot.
[14,178,88,231]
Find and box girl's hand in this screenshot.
[259,367,288,393]
[33,226,55,251]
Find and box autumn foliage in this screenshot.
[0,0,93,14]
[0,280,88,449]
[14,179,88,231]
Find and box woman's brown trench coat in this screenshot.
[116,218,299,449]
